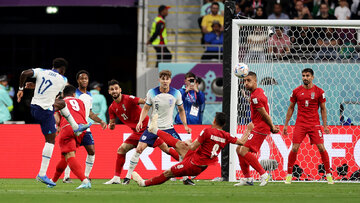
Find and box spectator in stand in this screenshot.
[147,5,171,67]
[89,81,108,123]
[312,0,337,17]
[252,7,267,19]
[0,75,15,99]
[245,27,267,63]
[351,0,360,19]
[290,0,313,19]
[315,3,337,19]
[269,27,291,60]
[201,0,224,16]
[268,3,290,20]
[201,2,224,34]
[175,72,205,125]
[202,21,223,61]
[0,75,13,123]
[266,0,292,17]
[250,0,266,15]
[335,0,351,20]
[315,28,339,60]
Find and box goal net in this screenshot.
[229,20,360,182]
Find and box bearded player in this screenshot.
[234,71,279,187]
[283,68,333,184]
[131,112,246,187]
[51,85,91,189]
[103,79,179,185]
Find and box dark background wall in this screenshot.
[0,6,138,122]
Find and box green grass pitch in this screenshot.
[0,179,359,203]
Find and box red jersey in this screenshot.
[191,128,237,166]
[108,94,149,131]
[290,85,325,126]
[59,97,87,128]
[250,88,271,135]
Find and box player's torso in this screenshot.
[294,85,322,125]
[250,88,271,134]
[76,89,93,120]
[150,88,178,129]
[111,95,145,129]
[31,69,66,109]
[60,97,87,127]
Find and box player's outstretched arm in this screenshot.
[136,104,151,132]
[177,104,192,134]
[189,139,201,151]
[320,102,330,134]
[17,69,33,103]
[283,102,295,135]
[89,110,107,129]
[257,107,279,133]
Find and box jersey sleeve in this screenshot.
[318,88,326,103]
[290,89,297,103]
[251,94,265,109]
[31,68,42,78]
[108,105,116,120]
[225,132,238,144]
[145,90,153,106]
[129,95,140,105]
[175,89,183,106]
[59,76,68,93]
[197,129,208,144]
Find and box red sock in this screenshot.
[320,151,331,174]
[157,130,179,147]
[238,153,250,178]
[145,173,170,186]
[287,150,297,174]
[52,156,67,183]
[115,153,126,176]
[66,157,86,181]
[169,148,179,161]
[244,152,266,175]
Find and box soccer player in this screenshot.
[234,71,279,187]
[16,58,91,186]
[63,70,107,183]
[104,79,179,185]
[131,70,194,185]
[51,85,92,189]
[283,68,333,184]
[131,112,246,187]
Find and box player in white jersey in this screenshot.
[16,58,91,186]
[124,70,194,185]
[62,70,107,183]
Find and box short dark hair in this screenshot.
[247,71,257,79]
[76,70,90,80]
[211,2,219,8]
[302,68,314,76]
[53,58,68,69]
[108,79,120,87]
[159,70,172,79]
[63,85,77,97]
[215,112,227,127]
[184,72,196,79]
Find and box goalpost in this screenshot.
[229,19,360,182]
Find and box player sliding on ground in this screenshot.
[17,58,91,187]
[283,68,334,184]
[235,71,279,187]
[131,112,246,187]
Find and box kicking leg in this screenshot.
[234,146,253,186]
[36,133,56,186]
[239,146,268,186]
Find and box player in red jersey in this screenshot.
[50,85,91,189]
[235,72,279,187]
[103,79,179,185]
[283,68,333,184]
[131,112,246,187]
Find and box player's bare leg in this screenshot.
[104,143,135,185]
[285,143,300,184]
[234,146,254,186]
[157,143,179,161]
[317,144,334,184]
[36,132,56,186]
[239,146,269,186]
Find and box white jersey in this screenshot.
[76,89,93,132]
[146,86,183,130]
[31,68,67,111]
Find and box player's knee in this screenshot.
[86,147,95,155]
[239,146,249,156]
[291,145,300,152]
[317,144,325,152]
[163,170,174,178]
[117,145,127,154]
[236,145,242,154]
[136,147,144,154]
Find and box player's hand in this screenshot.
[25,82,35,89]
[108,122,115,130]
[271,125,280,134]
[100,121,107,130]
[283,125,288,135]
[324,126,330,134]
[136,122,143,132]
[17,90,23,103]
[185,126,192,134]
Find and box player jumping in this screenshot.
[234,71,279,187]
[16,58,91,186]
[283,68,334,184]
[131,112,246,187]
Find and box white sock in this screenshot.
[125,152,140,179]
[39,142,54,176]
[60,104,79,130]
[85,155,95,177]
[64,166,70,179]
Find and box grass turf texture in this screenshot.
[0,179,359,203]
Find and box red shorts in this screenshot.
[244,131,267,153]
[59,125,85,154]
[293,125,324,145]
[124,130,164,148]
[170,150,207,177]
